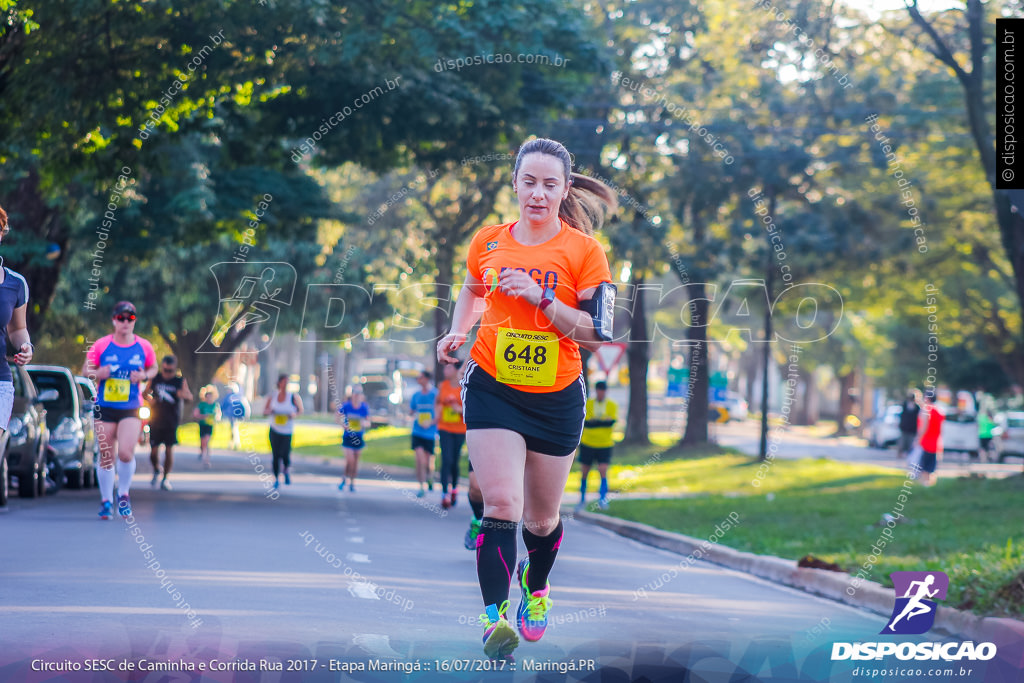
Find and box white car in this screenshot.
[998,412,1024,462]
[722,392,748,421]
[942,412,981,459]
[866,405,903,449]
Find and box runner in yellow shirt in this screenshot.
[577,380,617,511]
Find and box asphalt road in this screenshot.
[0,450,1015,682]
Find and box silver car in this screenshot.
[998,412,1024,462]
[26,365,96,489]
[866,405,903,449]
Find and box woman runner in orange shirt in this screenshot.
[437,138,617,660]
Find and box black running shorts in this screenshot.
[578,445,613,465]
[411,434,435,454]
[95,405,140,423]
[149,423,178,447]
[461,360,585,457]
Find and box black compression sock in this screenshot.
[476,517,518,607]
[522,519,563,593]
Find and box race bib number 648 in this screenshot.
[495,327,559,387]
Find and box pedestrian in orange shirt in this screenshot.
[437,137,617,660]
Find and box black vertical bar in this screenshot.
[997,19,1024,190]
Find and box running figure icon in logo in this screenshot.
[882,571,949,635]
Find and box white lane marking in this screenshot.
[347,536,364,543]
[346,553,371,563]
[348,582,380,600]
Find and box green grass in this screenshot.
[594,454,1024,619]
[175,421,414,467]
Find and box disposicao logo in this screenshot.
[831,571,997,662]
[883,571,948,635]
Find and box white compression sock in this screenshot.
[116,458,137,496]
[97,466,115,503]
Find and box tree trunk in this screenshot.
[433,230,456,381]
[624,276,649,445]
[681,283,709,446]
[792,366,816,426]
[834,370,856,436]
[991,191,1024,384]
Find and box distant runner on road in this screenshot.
[85,301,157,519]
[265,374,301,490]
[337,385,369,492]
[436,361,467,509]
[409,370,437,498]
[194,385,219,469]
[145,355,193,490]
[437,137,617,660]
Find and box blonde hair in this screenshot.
[200,385,219,401]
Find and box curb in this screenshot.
[570,508,1024,652]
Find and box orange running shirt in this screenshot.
[466,220,612,393]
[437,380,467,434]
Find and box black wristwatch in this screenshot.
[538,287,556,311]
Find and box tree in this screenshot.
[3,0,601,387]
[900,0,1024,369]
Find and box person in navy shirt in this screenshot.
[84,301,157,519]
[337,384,370,492]
[409,370,438,498]
[0,205,35,436]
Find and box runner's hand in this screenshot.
[129,369,148,382]
[498,269,542,305]
[11,343,32,365]
[437,332,467,364]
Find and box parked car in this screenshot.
[27,365,96,489]
[358,357,425,424]
[942,411,981,460]
[866,404,903,449]
[998,411,1024,463]
[76,376,100,488]
[1,363,56,503]
[76,375,98,413]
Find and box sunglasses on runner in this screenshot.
[114,314,136,322]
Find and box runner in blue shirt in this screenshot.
[409,370,438,498]
[337,385,370,492]
[0,206,35,443]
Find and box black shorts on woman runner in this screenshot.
[460,359,585,457]
[95,405,140,423]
